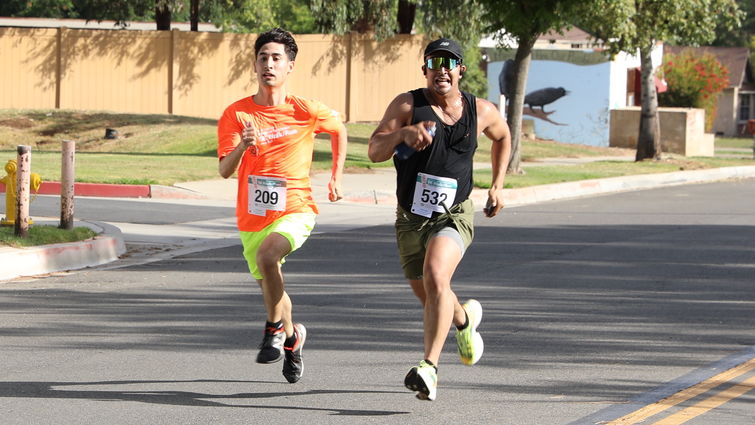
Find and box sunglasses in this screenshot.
[425,57,461,70]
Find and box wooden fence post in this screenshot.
[60,140,75,230]
[14,145,31,238]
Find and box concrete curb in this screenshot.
[0,220,126,281]
[1,182,205,199]
[149,184,211,199]
[0,181,151,198]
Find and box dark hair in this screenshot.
[254,28,298,61]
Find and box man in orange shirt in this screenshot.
[218,28,347,384]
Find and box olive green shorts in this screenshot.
[395,198,475,280]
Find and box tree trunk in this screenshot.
[351,0,372,33]
[506,34,536,175]
[636,45,661,161]
[397,0,416,34]
[190,0,199,32]
[155,5,171,31]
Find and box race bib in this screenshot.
[248,175,287,216]
[410,172,457,218]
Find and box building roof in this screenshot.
[480,26,601,50]
[538,27,595,43]
[0,16,220,32]
[663,45,751,89]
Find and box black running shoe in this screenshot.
[282,323,306,383]
[256,323,285,364]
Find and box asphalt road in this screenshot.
[1,180,754,425]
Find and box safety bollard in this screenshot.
[14,146,31,237]
[60,140,76,230]
[1,153,43,229]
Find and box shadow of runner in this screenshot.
[0,380,409,415]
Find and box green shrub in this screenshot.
[658,50,729,132]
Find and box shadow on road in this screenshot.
[0,380,408,414]
[1,203,754,415]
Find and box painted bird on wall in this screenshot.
[499,60,515,98]
[524,87,569,113]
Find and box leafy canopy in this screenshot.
[579,0,743,55]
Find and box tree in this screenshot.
[2,0,204,31]
[480,0,586,174]
[579,0,742,161]
[212,0,316,34]
[155,0,174,30]
[417,0,488,97]
[0,0,78,18]
[190,0,199,31]
[50,0,172,29]
[397,0,416,34]
[713,0,754,46]
[309,0,397,39]
[307,0,488,96]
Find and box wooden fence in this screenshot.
[0,27,428,122]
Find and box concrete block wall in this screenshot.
[610,107,714,157]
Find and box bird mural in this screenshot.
[497,61,569,126]
[498,60,515,98]
[524,87,569,113]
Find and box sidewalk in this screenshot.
[2,156,755,281]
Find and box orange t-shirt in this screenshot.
[217,95,343,232]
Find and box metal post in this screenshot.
[60,140,76,230]
[14,145,31,238]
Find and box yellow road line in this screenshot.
[650,374,755,424]
[606,358,755,424]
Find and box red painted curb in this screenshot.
[1,181,150,198]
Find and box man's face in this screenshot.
[255,42,294,87]
[424,55,464,95]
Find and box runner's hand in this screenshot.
[328,176,343,202]
[484,189,505,217]
[401,121,435,151]
[241,121,259,153]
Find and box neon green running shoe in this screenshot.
[455,299,483,365]
[404,360,438,401]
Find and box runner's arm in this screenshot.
[219,121,258,179]
[218,144,246,179]
[326,122,348,201]
[479,99,511,217]
[369,93,433,163]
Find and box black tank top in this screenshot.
[394,88,478,212]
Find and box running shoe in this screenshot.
[282,323,306,383]
[256,323,285,364]
[455,299,484,365]
[404,360,438,401]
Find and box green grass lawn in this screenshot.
[474,157,752,189]
[716,137,753,150]
[0,225,96,247]
[0,151,222,186]
[2,110,754,247]
[1,109,753,188]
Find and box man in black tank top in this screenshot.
[368,38,512,401]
